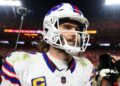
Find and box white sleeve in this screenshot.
[81,58,95,86]
[0,51,28,86]
[87,66,96,86]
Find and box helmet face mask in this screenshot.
[59,30,90,55]
[43,3,90,55]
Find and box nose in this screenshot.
[69,31,76,40]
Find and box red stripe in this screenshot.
[73,5,80,13]
[2,66,16,77]
[5,60,13,67]
[3,60,16,74]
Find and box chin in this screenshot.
[68,42,75,46]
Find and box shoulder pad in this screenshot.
[6,51,30,64]
[75,56,93,67]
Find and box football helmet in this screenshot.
[43,3,90,55]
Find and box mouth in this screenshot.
[67,41,75,46]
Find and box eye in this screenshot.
[64,26,71,30]
[59,23,80,31]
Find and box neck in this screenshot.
[48,46,71,62]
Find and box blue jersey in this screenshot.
[1,51,94,86]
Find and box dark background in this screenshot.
[0,0,120,49]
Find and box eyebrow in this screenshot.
[60,23,79,27]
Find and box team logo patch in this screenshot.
[61,76,66,84]
[32,76,46,86]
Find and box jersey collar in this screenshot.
[42,53,76,73]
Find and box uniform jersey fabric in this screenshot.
[0,51,94,86]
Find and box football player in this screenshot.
[0,3,94,86]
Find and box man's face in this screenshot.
[59,22,80,46]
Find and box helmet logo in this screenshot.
[72,5,81,15]
[46,3,63,16]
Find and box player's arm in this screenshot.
[84,67,96,86]
[0,52,22,86]
[82,58,95,86]
[80,58,96,86]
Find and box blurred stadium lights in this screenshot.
[105,0,120,5]
[24,34,38,38]
[0,40,25,45]
[0,0,22,6]
[99,43,110,46]
[4,29,96,35]
[86,43,91,46]
[86,30,97,34]
[17,41,25,45]
[4,29,43,34]
[0,40,9,44]
[0,40,119,48]
[31,41,38,45]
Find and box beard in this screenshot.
[67,41,75,46]
[67,38,80,47]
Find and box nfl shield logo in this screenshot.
[61,76,66,84]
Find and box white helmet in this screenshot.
[43,3,90,55]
